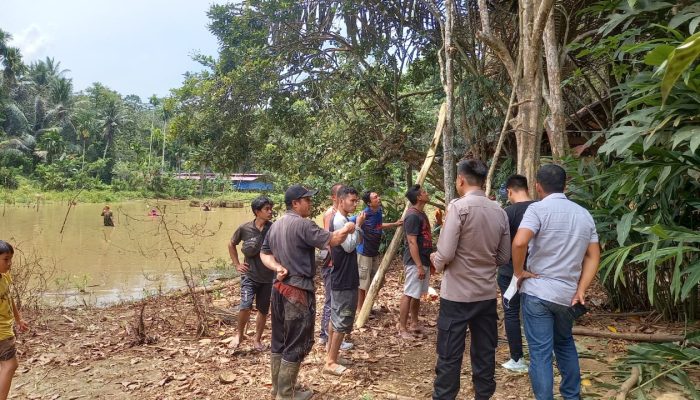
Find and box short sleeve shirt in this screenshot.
[262,211,331,291]
[331,213,360,290]
[519,193,599,306]
[0,273,13,340]
[402,207,432,267]
[231,220,274,283]
[357,206,383,257]
[498,200,536,277]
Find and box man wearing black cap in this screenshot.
[261,184,356,400]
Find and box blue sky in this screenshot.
[1,0,222,100]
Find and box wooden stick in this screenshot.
[355,103,446,329]
[616,366,640,400]
[590,311,652,318]
[572,326,684,342]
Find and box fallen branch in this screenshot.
[572,326,684,342]
[590,311,652,318]
[168,277,240,299]
[615,366,640,400]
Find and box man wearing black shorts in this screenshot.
[228,196,275,350]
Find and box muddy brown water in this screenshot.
[0,200,252,305]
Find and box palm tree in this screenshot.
[97,97,131,159]
[28,57,69,135]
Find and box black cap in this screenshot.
[284,184,318,206]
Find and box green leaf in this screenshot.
[681,260,700,300]
[671,125,700,150]
[617,212,635,246]
[661,32,700,105]
[647,238,659,306]
[691,16,700,35]
[644,45,676,66]
[669,10,700,30]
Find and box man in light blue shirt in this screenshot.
[512,164,600,400]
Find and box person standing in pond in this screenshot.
[261,185,355,400]
[512,164,600,400]
[498,175,535,373]
[0,241,29,400]
[397,184,433,339]
[430,159,511,400]
[228,196,275,351]
[324,186,361,376]
[101,205,114,227]
[355,190,402,314]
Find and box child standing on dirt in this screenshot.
[0,241,29,400]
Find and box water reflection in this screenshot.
[0,200,251,306]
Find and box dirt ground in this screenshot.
[11,260,699,399]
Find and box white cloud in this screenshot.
[9,24,53,61]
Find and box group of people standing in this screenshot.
[228,159,599,400]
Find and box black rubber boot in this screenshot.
[276,360,313,400]
[270,353,282,398]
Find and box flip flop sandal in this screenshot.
[253,343,269,352]
[322,364,349,376]
[337,356,353,365]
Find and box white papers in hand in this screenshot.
[503,275,519,306]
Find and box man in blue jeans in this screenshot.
[512,164,600,400]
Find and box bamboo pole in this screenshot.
[355,103,446,328]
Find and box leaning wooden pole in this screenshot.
[356,103,446,328]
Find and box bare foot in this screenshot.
[409,324,426,336]
[253,341,268,352]
[397,330,415,340]
[228,335,243,349]
[397,324,414,340]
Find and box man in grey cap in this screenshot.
[261,184,355,400]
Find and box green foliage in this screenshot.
[34,157,105,191]
[571,0,700,320]
[617,337,700,399]
[0,167,18,189]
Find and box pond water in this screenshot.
[0,200,252,306]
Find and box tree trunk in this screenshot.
[161,120,167,171]
[543,10,568,160]
[442,0,456,203]
[515,80,543,199]
[477,0,555,196]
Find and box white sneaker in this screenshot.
[340,341,353,351]
[502,358,528,373]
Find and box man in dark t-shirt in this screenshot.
[260,185,355,400]
[228,196,274,351]
[498,175,535,373]
[398,184,433,340]
[356,190,402,313]
[324,186,361,376]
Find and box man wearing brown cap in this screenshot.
[261,184,355,400]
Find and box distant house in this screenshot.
[173,172,273,191]
[231,174,273,191]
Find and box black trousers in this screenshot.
[433,298,498,400]
[497,273,523,361]
[270,283,316,363]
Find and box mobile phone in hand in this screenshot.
[568,303,588,320]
